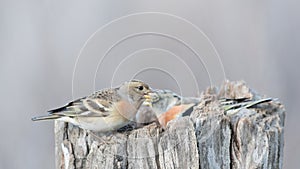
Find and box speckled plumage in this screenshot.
[32,80,152,131]
[90,88,121,101]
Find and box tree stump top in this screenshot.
[55,81,285,169]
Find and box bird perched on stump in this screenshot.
[136,89,201,128]
[32,80,152,132]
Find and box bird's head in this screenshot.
[118,80,152,106]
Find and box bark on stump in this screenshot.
[55,81,285,169]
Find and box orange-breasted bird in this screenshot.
[136,89,201,128]
[32,80,152,132]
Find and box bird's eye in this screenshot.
[137,86,144,91]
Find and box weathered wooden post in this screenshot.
[55,81,285,169]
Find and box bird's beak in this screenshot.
[143,92,154,107]
[143,94,152,100]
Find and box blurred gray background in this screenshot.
[1,0,299,168]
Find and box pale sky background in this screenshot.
[0,1,299,168]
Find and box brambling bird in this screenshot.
[32,80,152,132]
[136,89,201,128]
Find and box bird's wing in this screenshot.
[48,97,113,118]
[222,98,273,114]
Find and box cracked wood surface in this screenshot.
[55,81,285,169]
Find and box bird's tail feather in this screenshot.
[31,114,61,121]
